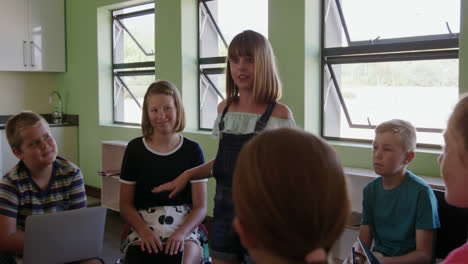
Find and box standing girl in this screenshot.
[153,30,295,264]
[119,80,207,264]
[439,94,468,263]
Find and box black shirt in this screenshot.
[120,136,204,210]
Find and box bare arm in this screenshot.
[378,229,433,264]
[272,102,294,120]
[0,214,24,255]
[165,182,207,255]
[152,159,214,198]
[120,183,163,254]
[153,99,224,197]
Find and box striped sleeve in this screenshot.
[0,177,19,218]
[68,168,87,209]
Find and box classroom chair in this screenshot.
[433,189,468,261]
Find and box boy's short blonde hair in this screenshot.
[6,111,49,151]
[141,80,186,139]
[375,119,417,152]
[233,128,349,262]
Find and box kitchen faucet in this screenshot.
[49,90,63,124]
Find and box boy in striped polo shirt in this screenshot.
[0,111,98,264]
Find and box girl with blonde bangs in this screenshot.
[153,30,295,264]
[233,128,350,264]
[225,30,282,105]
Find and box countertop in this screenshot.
[0,114,79,129]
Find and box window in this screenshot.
[198,0,268,130]
[112,3,155,125]
[321,0,460,146]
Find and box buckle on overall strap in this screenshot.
[219,120,225,131]
[254,119,267,132]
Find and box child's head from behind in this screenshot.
[372,119,416,177]
[6,111,57,168]
[233,128,349,264]
[439,94,468,207]
[226,30,282,104]
[141,80,185,138]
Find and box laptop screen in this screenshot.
[23,206,107,264]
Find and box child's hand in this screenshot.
[345,250,366,264]
[165,230,185,255]
[139,228,163,254]
[152,172,190,198]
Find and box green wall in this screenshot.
[58,0,467,215]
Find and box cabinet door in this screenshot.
[0,0,29,71]
[28,0,66,72]
[50,127,78,165]
[0,130,19,174]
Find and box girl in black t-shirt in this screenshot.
[119,80,207,264]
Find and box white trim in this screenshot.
[190,179,208,183]
[142,134,183,156]
[119,179,136,185]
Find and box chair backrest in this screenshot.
[433,189,468,259]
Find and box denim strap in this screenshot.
[254,101,277,132]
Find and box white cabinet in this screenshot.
[0,130,19,176]
[0,0,65,72]
[100,141,127,212]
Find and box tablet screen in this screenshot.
[357,238,381,264]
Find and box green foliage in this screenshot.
[341,60,458,87]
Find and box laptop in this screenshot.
[23,206,107,264]
[357,238,381,264]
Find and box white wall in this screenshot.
[0,72,57,115]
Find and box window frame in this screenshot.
[111,3,155,126]
[198,0,228,131]
[320,0,459,148]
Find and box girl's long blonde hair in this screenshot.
[233,128,350,264]
[226,30,282,105]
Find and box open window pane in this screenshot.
[112,3,155,125]
[324,0,460,48]
[113,3,155,64]
[322,0,460,147]
[199,0,268,58]
[323,59,459,146]
[113,74,154,124]
[198,0,268,130]
[199,69,226,129]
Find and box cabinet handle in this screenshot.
[23,41,27,67]
[30,41,35,67]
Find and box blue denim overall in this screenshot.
[210,101,277,261]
